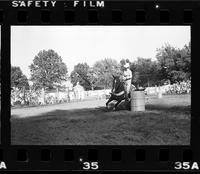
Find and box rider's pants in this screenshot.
[124,80,131,101]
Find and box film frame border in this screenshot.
[0,0,199,171]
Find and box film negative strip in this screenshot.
[0,0,200,172]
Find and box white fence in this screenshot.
[85,89,111,100]
[11,88,112,106]
[145,81,191,95]
[12,80,191,106]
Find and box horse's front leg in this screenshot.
[113,99,122,111]
[106,95,113,107]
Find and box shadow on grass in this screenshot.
[11,102,191,145]
[11,101,191,123]
[11,106,112,121]
[146,104,191,113]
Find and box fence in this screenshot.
[11,80,191,107]
[11,88,112,107]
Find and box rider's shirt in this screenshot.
[123,68,132,94]
[123,69,132,81]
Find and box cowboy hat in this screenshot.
[124,63,130,68]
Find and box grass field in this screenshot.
[11,94,191,145]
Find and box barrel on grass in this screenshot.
[131,90,145,112]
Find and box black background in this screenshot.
[0,0,200,171]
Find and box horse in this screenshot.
[106,75,130,111]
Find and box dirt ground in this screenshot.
[11,94,191,145]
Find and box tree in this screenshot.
[11,66,29,89]
[70,63,91,90]
[87,68,98,90]
[156,43,191,83]
[130,58,160,87]
[29,49,68,103]
[93,58,121,89]
[178,42,191,75]
[11,66,29,104]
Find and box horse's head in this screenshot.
[111,75,123,94]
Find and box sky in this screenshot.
[11,26,190,79]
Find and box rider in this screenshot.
[122,62,132,101]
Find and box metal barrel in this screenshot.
[131,90,145,112]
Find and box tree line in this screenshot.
[69,42,191,89]
[11,42,191,100]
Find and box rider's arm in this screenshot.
[128,70,132,79]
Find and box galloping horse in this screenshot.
[106,75,130,110]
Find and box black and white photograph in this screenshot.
[11,26,191,145]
